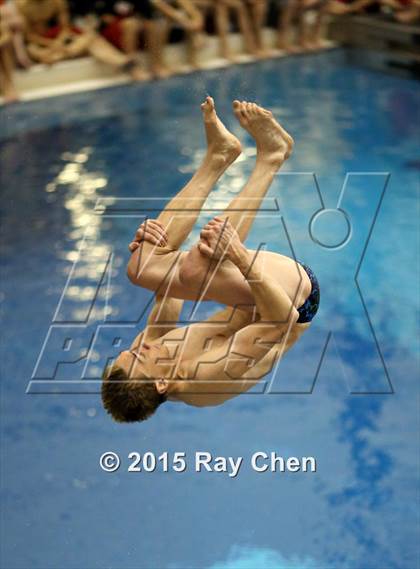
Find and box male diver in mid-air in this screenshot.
[102,97,320,422]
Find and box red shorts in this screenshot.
[42,25,82,39]
[102,17,125,50]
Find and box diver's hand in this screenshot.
[198,217,246,262]
[128,219,168,252]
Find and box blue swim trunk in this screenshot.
[297,264,320,324]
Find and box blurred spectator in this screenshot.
[97,2,143,55]
[94,1,166,78]
[97,1,205,77]
[16,0,147,79]
[155,0,205,70]
[213,0,259,61]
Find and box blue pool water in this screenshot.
[1,50,419,569]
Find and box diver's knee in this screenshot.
[179,248,204,286]
[127,252,145,285]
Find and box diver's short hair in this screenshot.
[101,364,167,423]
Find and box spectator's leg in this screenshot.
[144,19,172,78]
[88,33,131,66]
[215,1,233,60]
[64,31,98,58]
[26,42,62,64]
[310,3,329,48]
[233,0,259,55]
[119,18,150,79]
[277,0,299,51]
[296,1,313,50]
[185,30,202,68]
[87,32,147,80]
[120,17,142,54]
[0,41,19,103]
[248,0,270,55]
[11,32,32,68]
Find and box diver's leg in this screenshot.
[178,100,293,295]
[127,96,241,289]
[156,96,242,249]
[218,100,293,242]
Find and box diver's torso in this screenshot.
[167,319,310,407]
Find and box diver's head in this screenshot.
[101,342,174,423]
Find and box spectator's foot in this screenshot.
[283,43,304,54]
[255,48,278,59]
[201,96,242,166]
[233,101,293,167]
[310,38,331,50]
[153,65,174,79]
[277,36,303,53]
[222,51,241,63]
[129,66,151,81]
[189,61,205,71]
[300,40,323,51]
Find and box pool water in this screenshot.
[1,50,419,569]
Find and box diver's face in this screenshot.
[118,342,172,382]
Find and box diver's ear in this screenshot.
[155,378,169,395]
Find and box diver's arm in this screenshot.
[183,220,298,382]
[128,294,183,351]
[231,247,298,325]
[198,218,298,324]
[144,294,184,341]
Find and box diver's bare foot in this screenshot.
[233,101,293,166]
[201,96,242,166]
